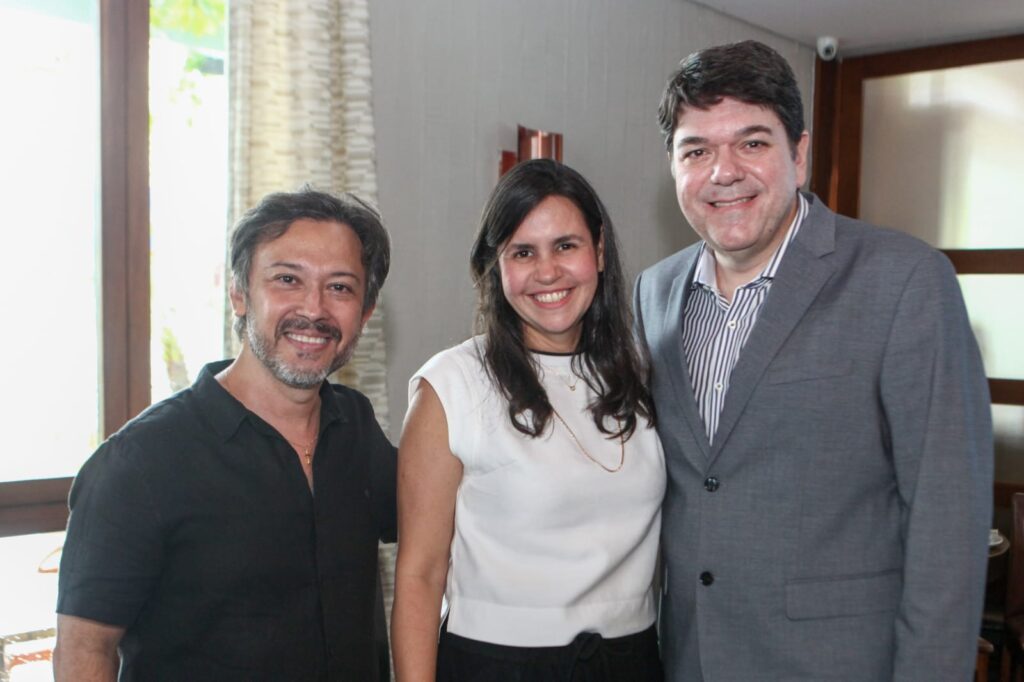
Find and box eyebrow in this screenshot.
[675,124,775,150]
[505,234,584,251]
[266,261,362,281]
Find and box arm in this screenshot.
[53,614,124,682]
[881,250,993,681]
[56,438,162,677]
[391,379,463,682]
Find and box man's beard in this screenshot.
[245,315,359,389]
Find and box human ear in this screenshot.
[793,130,810,187]
[229,281,246,317]
[360,303,376,327]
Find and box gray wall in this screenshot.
[369,0,815,438]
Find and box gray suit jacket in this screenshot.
[634,194,993,681]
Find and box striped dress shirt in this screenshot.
[682,194,809,444]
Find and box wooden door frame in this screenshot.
[810,33,1024,407]
[0,0,150,538]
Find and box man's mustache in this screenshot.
[278,317,342,342]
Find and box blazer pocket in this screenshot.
[766,359,853,385]
[785,569,901,620]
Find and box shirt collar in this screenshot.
[692,192,808,292]
[191,360,347,443]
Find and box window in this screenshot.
[149,0,228,402]
[0,1,102,486]
[0,0,228,540]
[811,35,1024,492]
[0,2,227,673]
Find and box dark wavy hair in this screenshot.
[470,159,654,440]
[658,40,805,153]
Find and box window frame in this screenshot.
[0,0,150,538]
[810,33,1024,409]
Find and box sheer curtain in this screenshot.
[227,0,395,667]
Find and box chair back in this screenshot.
[1007,493,1024,624]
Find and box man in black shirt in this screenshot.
[54,188,397,681]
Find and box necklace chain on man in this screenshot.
[550,408,624,473]
[286,435,318,465]
[285,416,320,466]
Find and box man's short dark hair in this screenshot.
[658,40,805,152]
[229,187,390,338]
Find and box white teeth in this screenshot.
[712,197,752,207]
[534,290,569,303]
[287,333,328,345]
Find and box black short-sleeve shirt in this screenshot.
[57,361,397,681]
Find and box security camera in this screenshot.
[817,36,839,61]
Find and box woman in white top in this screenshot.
[392,159,665,681]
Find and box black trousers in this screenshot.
[436,623,663,682]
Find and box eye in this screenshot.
[276,274,297,284]
[511,248,532,259]
[743,139,768,150]
[556,241,577,252]
[682,148,706,161]
[329,282,353,293]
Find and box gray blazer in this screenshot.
[634,193,992,681]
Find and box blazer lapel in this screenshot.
[659,251,713,464]
[708,195,838,464]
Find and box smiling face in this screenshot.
[498,195,604,354]
[670,97,808,276]
[230,218,374,390]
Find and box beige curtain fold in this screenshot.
[228,0,388,428]
[227,0,395,670]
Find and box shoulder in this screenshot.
[409,338,494,430]
[638,242,701,288]
[98,389,199,465]
[831,213,955,284]
[68,392,198,510]
[634,243,700,324]
[328,381,377,421]
[326,383,393,466]
[413,337,485,386]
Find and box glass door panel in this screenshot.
[149,0,228,403]
[0,0,102,481]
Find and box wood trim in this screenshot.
[944,249,1024,275]
[994,482,1024,509]
[3,2,150,539]
[101,0,150,438]
[810,57,838,203]
[991,379,1024,406]
[832,57,864,218]
[0,479,71,537]
[810,34,1024,217]
[858,34,1024,80]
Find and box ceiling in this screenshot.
[692,0,1024,57]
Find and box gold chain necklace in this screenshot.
[550,408,624,473]
[553,371,580,391]
[286,435,318,465]
[285,414,320,466]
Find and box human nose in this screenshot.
[710,149,743,185]
[534,253,561,283]
[297,286,326,318]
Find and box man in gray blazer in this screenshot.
[634,40,993,681]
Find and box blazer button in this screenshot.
[700,571,714,586]
[703,476,720,492]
